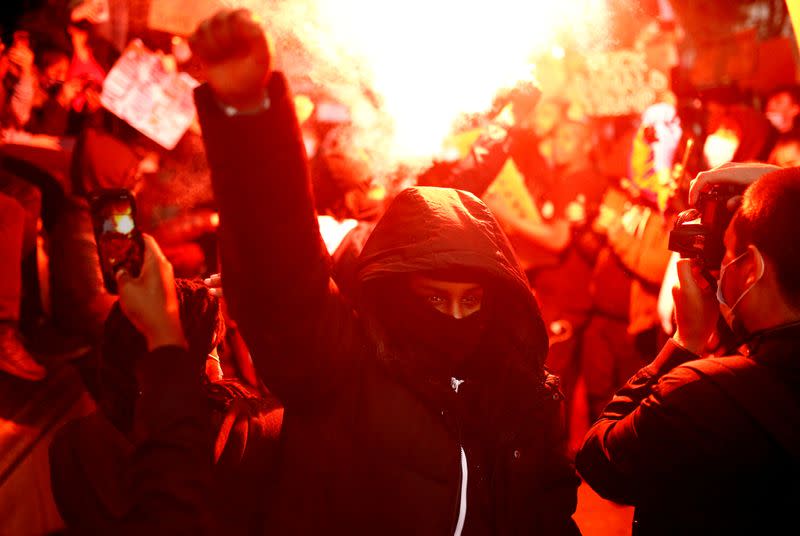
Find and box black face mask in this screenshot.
[379,288,489,379]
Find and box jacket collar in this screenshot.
[748,320,800,370]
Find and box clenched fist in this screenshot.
[190,9,272,111]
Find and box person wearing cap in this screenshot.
[190,8,580,534]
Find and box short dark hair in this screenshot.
[732,167,800,308]
[766,85,800,106]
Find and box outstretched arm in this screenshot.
[191,10,362,408]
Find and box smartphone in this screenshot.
[89,189,145,294]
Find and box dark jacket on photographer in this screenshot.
[576,325,800,535]
[195,73,580,535]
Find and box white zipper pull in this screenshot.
[451,377,464,393]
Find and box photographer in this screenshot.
[576,162,800,535]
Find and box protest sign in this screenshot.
[101,40,199,150]
[567,50,669,117]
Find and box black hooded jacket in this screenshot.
[195,73,580,535]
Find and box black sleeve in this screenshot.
[575,340,701,504]
[116,345,214,536]
[194,74,364,409]
[417,125,511,197]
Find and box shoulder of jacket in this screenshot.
[652,355,756,400]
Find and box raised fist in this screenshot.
[190,9,272,111]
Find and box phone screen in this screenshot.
[90,190,144,294]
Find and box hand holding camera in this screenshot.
[672,259,718,354]
[190,9,272,112]
[688,162,779,206]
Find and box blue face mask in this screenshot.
[716,246,764,331]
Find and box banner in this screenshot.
[101,40,199,150]
[567,50,670,117]
[147,0,221,36]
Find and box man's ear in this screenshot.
[744,245,765,286]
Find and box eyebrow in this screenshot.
[414,283,484,293]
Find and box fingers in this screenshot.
[209,9,242,59]
[191,9,233,63]
[232,8,265,39]
[689,163,781,206]
[688,173,708,207]
[676,258,710,294]
[141,233,167,265]
[204,273,223,297]
[115,234,158,289]
[191,9,256,63]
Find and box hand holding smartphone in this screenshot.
[89,189,145,294]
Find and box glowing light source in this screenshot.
[226,0,609,174]
[113,214,135,234]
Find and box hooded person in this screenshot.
[190,9,580,535]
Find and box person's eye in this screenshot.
[462,295,480,307]
[427,295,445,305]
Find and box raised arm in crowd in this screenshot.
[191,8,579,534]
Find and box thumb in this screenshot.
[675,258,694,284]
[116,269,132,288]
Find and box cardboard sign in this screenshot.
[568,50,669,117]
[147,0,221,36]
[485,158,541,225]
[101,41,199,150]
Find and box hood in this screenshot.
[355,186,549,371]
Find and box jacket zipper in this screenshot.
[454,444,468,536]
[449,376,468,536]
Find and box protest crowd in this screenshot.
[0,0,799,534]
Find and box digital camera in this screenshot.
[667,184,746,274]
